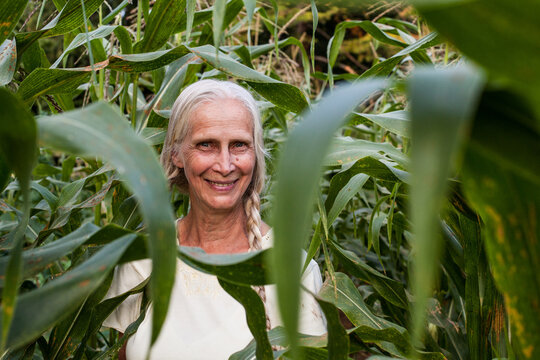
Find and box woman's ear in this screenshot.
[172,151,184,169]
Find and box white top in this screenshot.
[103,230,327,359]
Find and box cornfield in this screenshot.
[0,0,538,359]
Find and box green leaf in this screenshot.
[102,0,130,24]
[113,25,133,55]
[16,0,105,55]
[273,80,384,354]
[134,0,186,53]
[185,0,196,42]
[37,102,177,345]
[112,196,142,230]
[329,241,408,309]
[17,68,92,103]
[107,46,191,73]
[139,53,200,130]
[80,277,148,355]
[0,88,37,352]
[246,82,307,114]
[318,272,410,356]
[141,128,167,146]
[412,0,540,124]
[368,212,386,261]
[32,163,61,179]
[461,89,540,359]
[57,178,85,208]
[325,136,408,169]
[175,0,241,34]
[0,234,136,350]
[213,0,227,50]
[408,65,484,346]
[310,0,318,71]
[0,223,100,287]
[326,173,369,227]
[352,326,411,356]
[231,326,327,360]
[235,36,311,90]
[313,297,349,359]
[0,0,28,45]
[243,0,256,22]
[0,39,16,86]
[44,0,104,36]
[218,279,273,360]
[328,20,407,69]
[177,246,269,286]
[95,309,149,360]
[189,45,308,113]
[49,271,114,360]
[51,25,118,68]
[359,32,440,80]
[460,215,482,360]
[326,155,408,187]
[0,89,37,187]
[20,40,48,75]
[354,110,410,138]
[0,156,9,193]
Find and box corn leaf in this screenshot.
[16,0,104,55]
[37,102,177,345]
[134,0,186,53]
[0,88,37,352]
[0,39,16,86]
[273,79,384,354]
[0,0,28,45]
[408,65,484,347]
[462,89,540,359]
[0,234,136,350]
[189,45,309,113]
[177,246,269,286]
[413,0,540,124]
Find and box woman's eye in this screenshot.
[233,142,247,148]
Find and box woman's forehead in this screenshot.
[187,99,254,135]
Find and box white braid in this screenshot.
[245,191,263,251]
[245,191,272,331]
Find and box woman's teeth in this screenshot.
[209,181,235,187]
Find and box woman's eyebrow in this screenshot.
[191,135,253,143]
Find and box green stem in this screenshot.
[94,192,101,226]
[131,75,139,128]
[120,73,129,114]
[136,0,143,41]
[80,0,98,91]
[36,0,48,30]
[98,69,105,100]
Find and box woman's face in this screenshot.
[173,98,256,213]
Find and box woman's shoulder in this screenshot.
[261,227,273,249]
[115,259,152,283]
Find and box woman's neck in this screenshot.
[177,205,250,254]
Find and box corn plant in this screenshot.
[0,0,538,359]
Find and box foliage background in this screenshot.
[0,0,538,359]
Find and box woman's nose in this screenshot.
[214,149,235,175]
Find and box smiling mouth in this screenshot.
[205,179,238,188]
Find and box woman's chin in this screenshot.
[202,197,244,213]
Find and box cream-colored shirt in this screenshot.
[103,231,327,359]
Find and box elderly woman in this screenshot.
[104,80,326,359]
